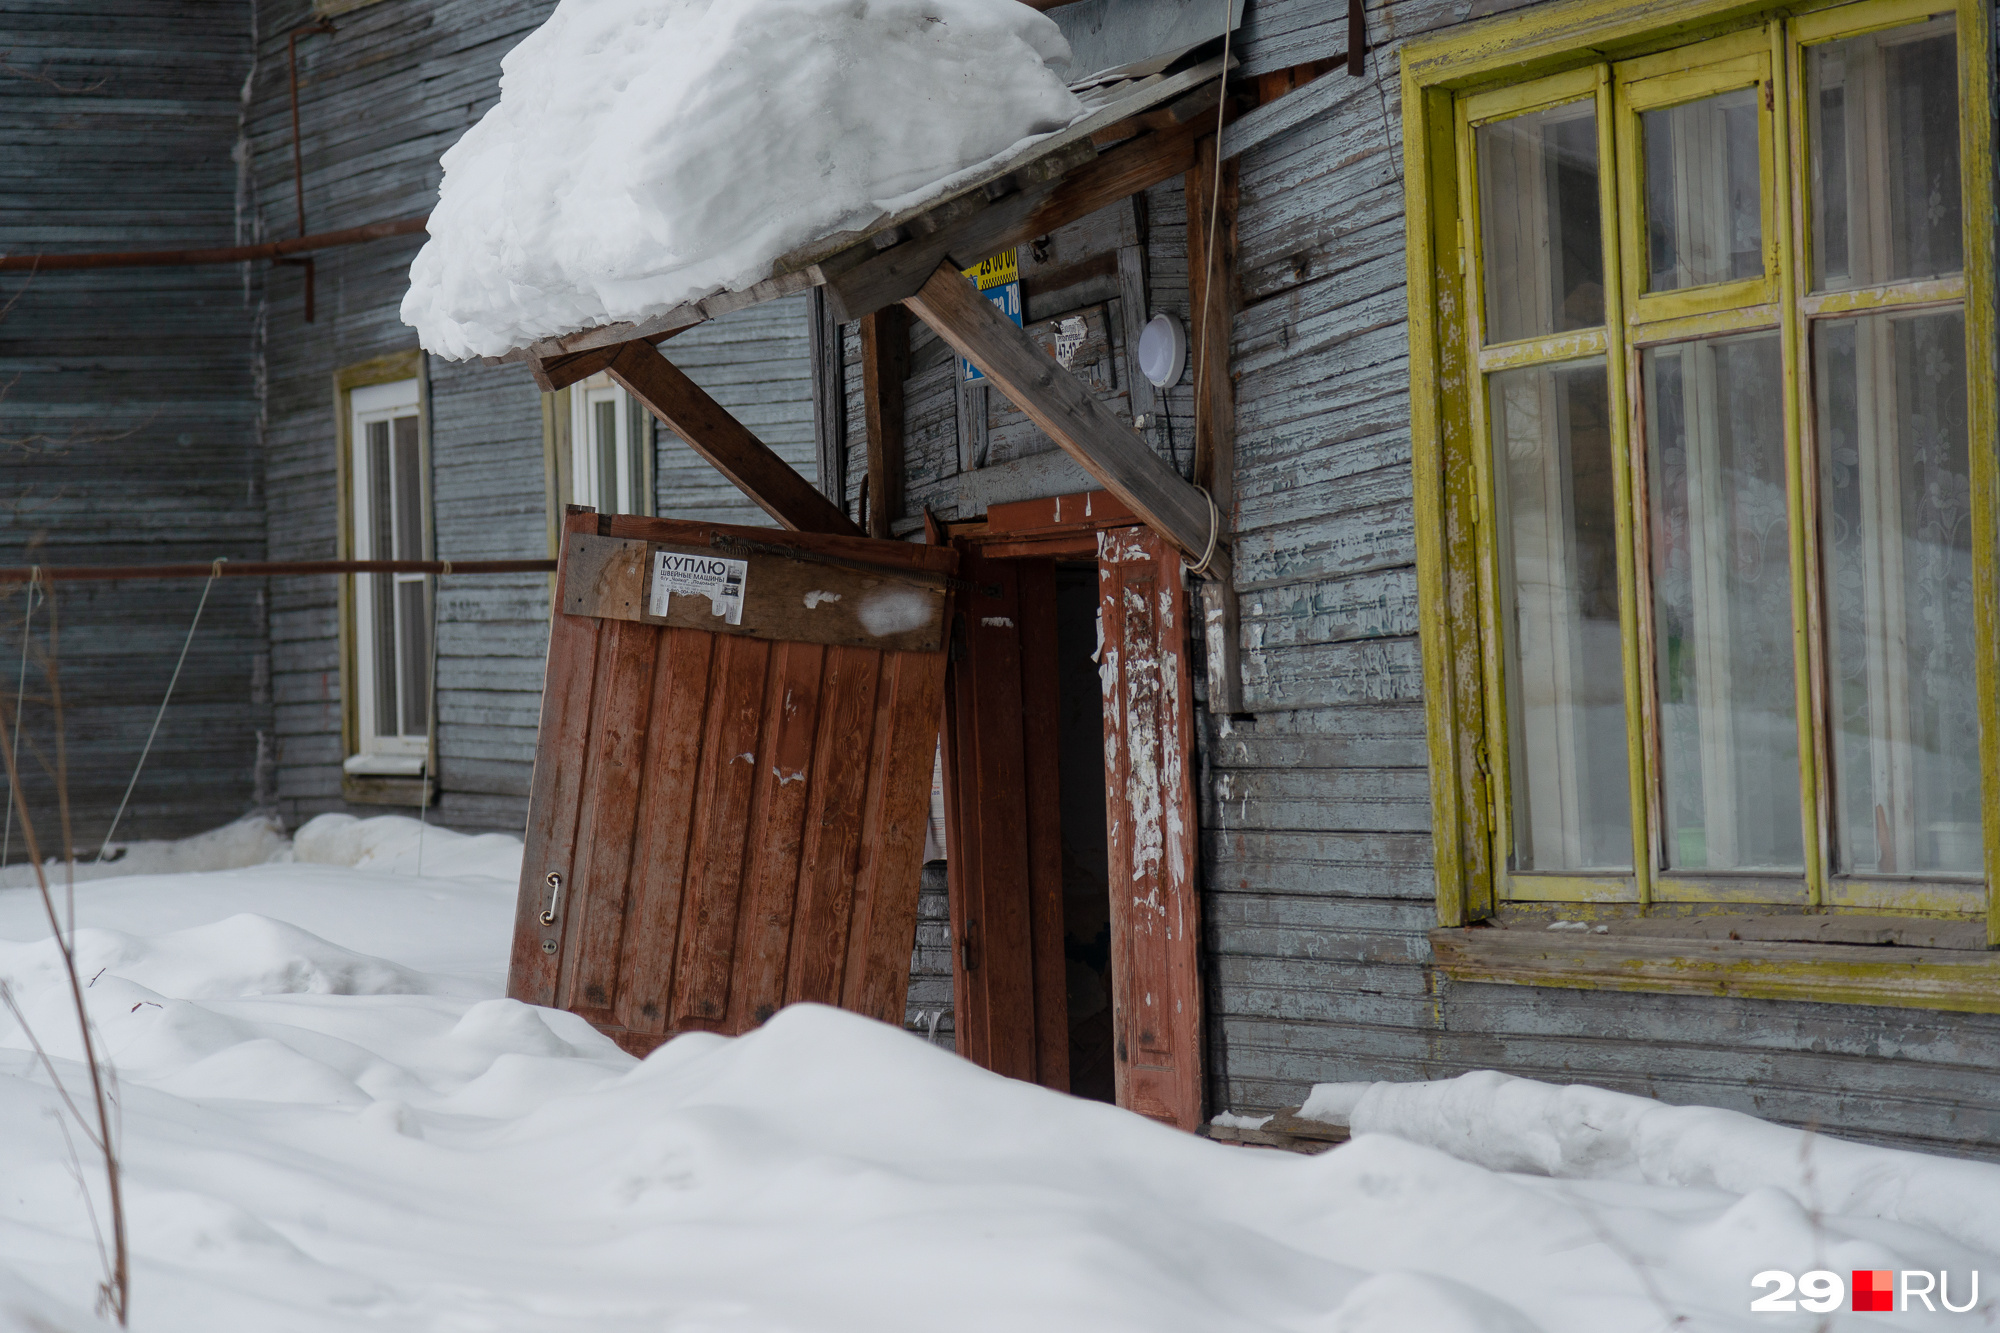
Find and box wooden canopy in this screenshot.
[489,49,1292,710]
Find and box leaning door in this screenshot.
[508,507,955,1055]
[1097,525,1204,1129]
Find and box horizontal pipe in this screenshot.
[0,559,555,584]
[0,214,429,273]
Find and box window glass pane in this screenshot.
[595,398,619,513]
[1643,87,1762,291]
[366,420,399,739]
[397,578,430,737]
[1477,100,1605,342]
[1644,332,1801,871]
[1816,308,1977,875]
[392,415,424,561]
[1490,359,1632,872]
[626,400,648,515]
[1808,19,1960,293]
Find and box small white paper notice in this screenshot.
[650,551,747,625]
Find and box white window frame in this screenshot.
[346,376,431,776]
[568,377,652,515]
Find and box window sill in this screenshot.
[341,772,436,807]
[1430,922,2000,1015]
[343,753,426,777]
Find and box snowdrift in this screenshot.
[402,0,1085,360]
[0,816,1994,1331]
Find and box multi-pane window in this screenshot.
[569,378,650,515]
[347,378,431,775]
[1456,0,1990,916]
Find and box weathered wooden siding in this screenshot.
[653,293,818,525]
[249,0,555,833]
[838,182,1199,533]
[0,0,265,849]
[1201,0,2000,1162]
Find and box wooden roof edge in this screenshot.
[480,51,1236,375]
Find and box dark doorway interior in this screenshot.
[1053,562,1114,1102]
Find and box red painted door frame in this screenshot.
[941,493,1205,1128]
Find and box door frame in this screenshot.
[940,489,1207,1127]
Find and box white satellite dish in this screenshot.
[1137,312,1187,388]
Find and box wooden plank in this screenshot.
[985,489,1137,535]
[1186,132,1246,715]
[558,534,648,619]
[948,557,1040,1082]
[784,644,883,1003]
[1430,927,2000,1015]
[560,531,950,654]
[840,644,949,1025]
[859,308,909,538]
[668,632,773,1029]
[820,116,1211,325]
[611,627,714,1035]
[1098,525,1204,1130]
[607,339,862,537]
[558,616,659,1015]
[1115,239,1160,429]
[729,640,828,1026]
[1016,559,1071,1092]
[902,262,1218,567]
[807,287,847,508]
[506,508,604,1007]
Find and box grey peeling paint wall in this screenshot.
[249,0,558,834]
[250,0,823,836]
[654,294,819,527]
[0,1,265,850]
[1202,0,2000,1161]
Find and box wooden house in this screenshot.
[4,0,1997,1154]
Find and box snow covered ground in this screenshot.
[2,815,1996,1331]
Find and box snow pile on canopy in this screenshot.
[4,817,1998,1331]
[402,0,1085,360]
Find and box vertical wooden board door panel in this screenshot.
[941,549,1070,1090]
[1097,525,1204,1130]
[507,509,956,1056]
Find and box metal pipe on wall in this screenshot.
[0,560,555,584]
[0,214,430,272]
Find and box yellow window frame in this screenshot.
[1404,0,2000,969]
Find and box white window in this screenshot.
[569,378,651,514]
[346,378,431,775]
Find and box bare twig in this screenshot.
[0,605,129,1324]
[0,981,102,1149]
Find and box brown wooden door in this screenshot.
[1097,525,1204,1129]
[939,549,1070,1089]
[507,508,955,1056]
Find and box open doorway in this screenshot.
[1053,563,1114,1102]
[941,502,1203,1128]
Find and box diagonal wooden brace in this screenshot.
[606,339,862,538]
[903,262,1220,566]
[901,261,1244,709]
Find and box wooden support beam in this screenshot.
[1186,136,1239,514]
[859,308,909,539]
[902,262,1226,582]
[606,340,862,537]
[530,324,694,393]
[821,115,1214,324]
[1185,133,1246,713]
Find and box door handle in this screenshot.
[539,870,564,925]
